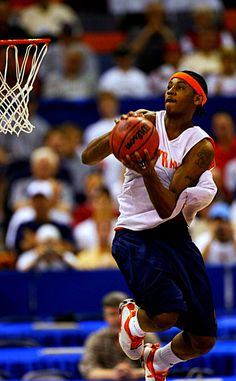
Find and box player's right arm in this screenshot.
[81,110,156,165]
[81,132,112,165]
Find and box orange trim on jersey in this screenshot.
[170,72,207,105]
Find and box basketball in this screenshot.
[110,116,159,162]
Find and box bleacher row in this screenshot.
[0,267,235,379]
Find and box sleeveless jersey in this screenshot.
[115,110,217,230]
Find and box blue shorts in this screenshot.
[112,220,217,337]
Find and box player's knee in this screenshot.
[190,335,216,355]
[152,311,179,331]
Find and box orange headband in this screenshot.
[170,72,207,106]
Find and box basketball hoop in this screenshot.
[0,38,50,136]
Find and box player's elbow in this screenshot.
[157,206,174,219]
[81,150,89,164]
[158,211,172,219]
[81,150,96,165]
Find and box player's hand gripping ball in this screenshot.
[109,116,159,163]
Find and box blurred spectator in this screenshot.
[68,219,118,270]
[79,290,159,380]
[163,0,224,13]
[57,122,94,202]
[83,91,124,199]
[107,0,147,16]
[7,146,74,214]
[108,0,224,16]
[224,158,236,201]
[73,186,117,251]
[0,0,29,40]
[194,201,236,265]
[178,27,221,76]
[43,127,74,184]
[0,250,16,270]
[128,2,177,73]
[194,201,229,250]
[0,93,51,228]
[5,180,73,252]
[42,46,96,100]
[211,112,236,200]
[18,0,82,39]
[72,171,106,226]
[180,5,234,53]
[7,180,75,256]
[16,223,76,271]
[2,94,51,162]
[207,48,236,96]
[0,146,11,228]
[43,127,65,155]
[189,205,213,243]
[84,91,120,143]
[40,23,99,85]
[148,42,182,96]
[98,44,151,98]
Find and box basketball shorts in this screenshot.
[112,219,217,337]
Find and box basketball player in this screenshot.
[81,70,217,381]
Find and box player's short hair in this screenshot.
[182,70,208,116]
[102,291,129,308]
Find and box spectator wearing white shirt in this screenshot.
[178,27,221,76]
[179,5,234,54]
[40,23,99,86]
[207,48,236,96]
[18,0,82,39]
[83,91,124,200]
[98,44,151,99]
[73,187,116,251]
[42,46,96,100]
[16,224,76,272]
[194,201,236,265]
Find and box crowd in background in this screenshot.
[0,0,235,270]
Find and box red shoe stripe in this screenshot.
[146,344,168,381]
[146,344,159,377]
[121,303,144,350]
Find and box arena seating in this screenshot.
[0,267,235,379]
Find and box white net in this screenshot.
[0,39,50,136]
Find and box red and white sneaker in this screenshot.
[118,298,145,360]
[142,343,169,381]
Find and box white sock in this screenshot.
[129,314,146,337]
[154,342,184,371]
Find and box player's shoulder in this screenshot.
[185,137,215,170]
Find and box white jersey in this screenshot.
[116,110,217,230]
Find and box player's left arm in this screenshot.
[170,138,214,194]
[142,138,214,218]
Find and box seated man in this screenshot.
[79,291,159,380]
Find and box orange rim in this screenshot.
[0,38,51,45]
